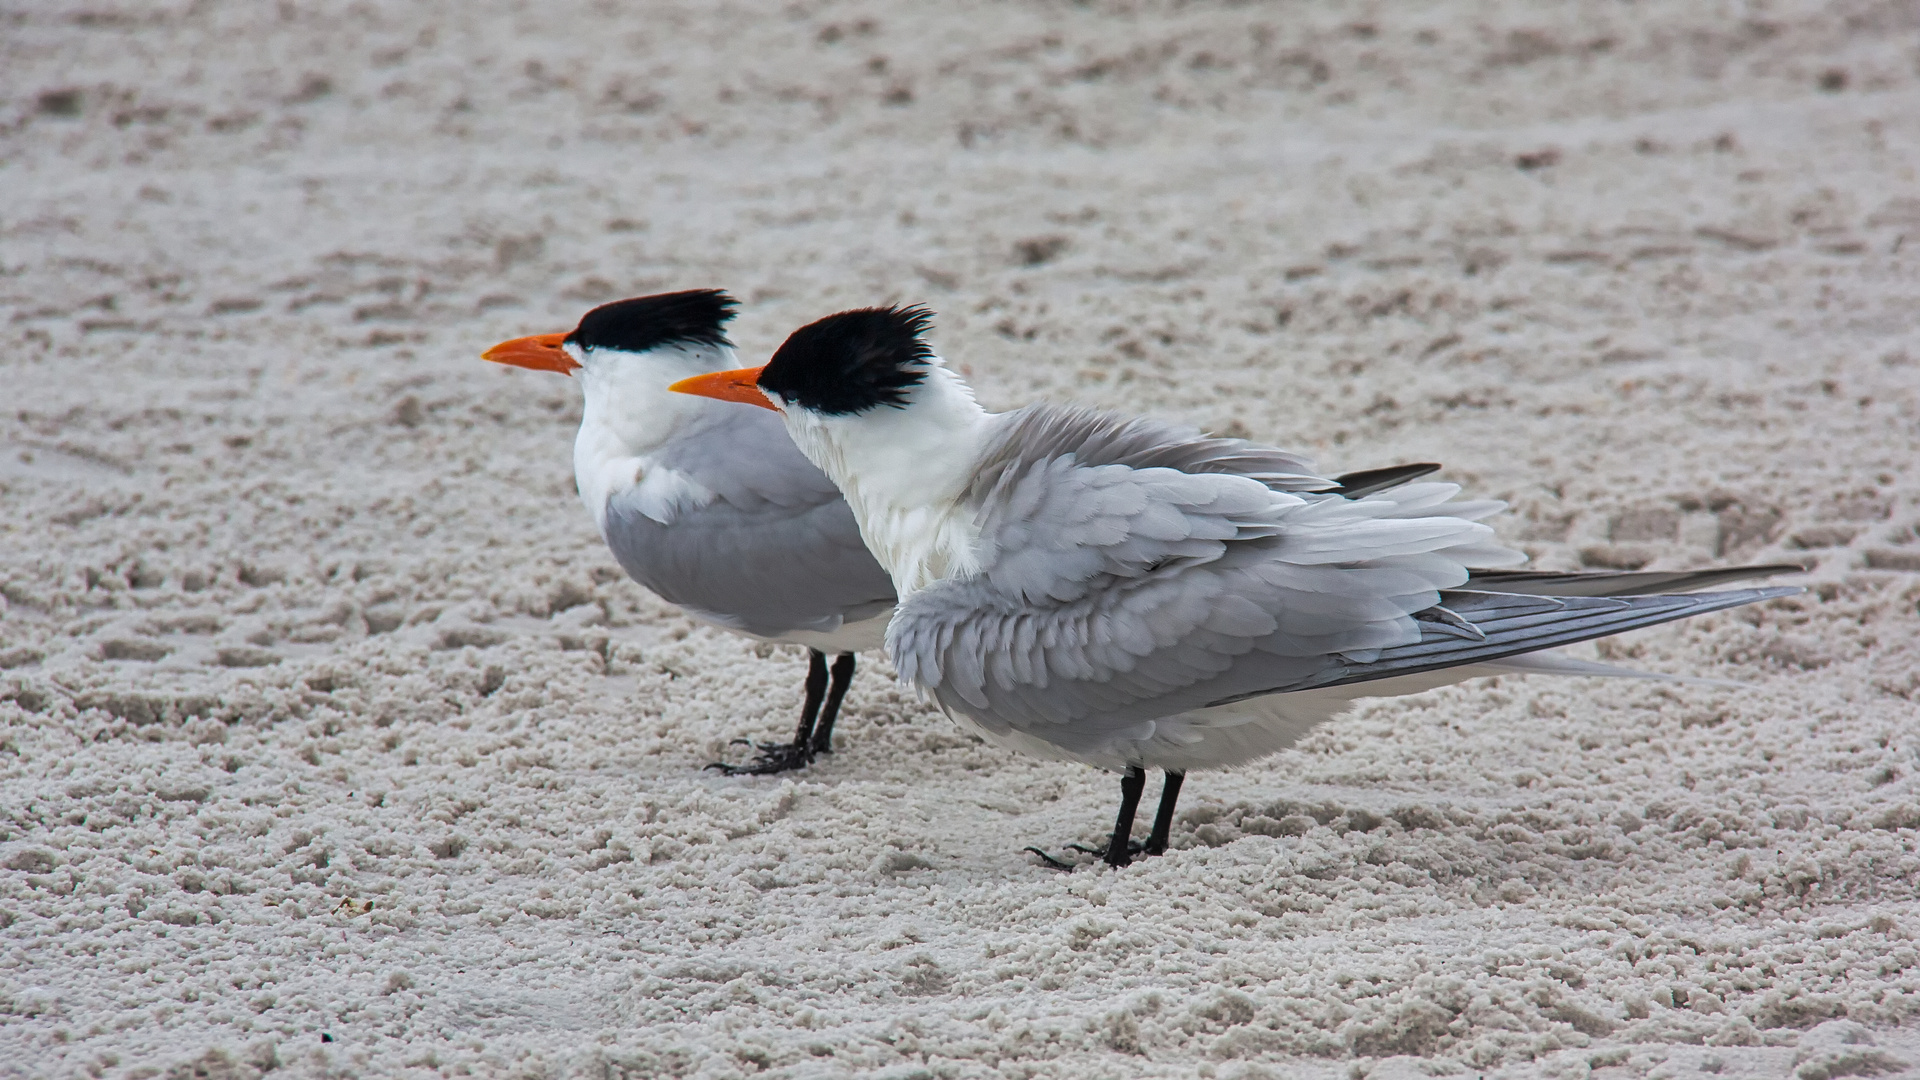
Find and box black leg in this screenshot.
[1144,771,1185,856]
[708,649,827,776]
[1102,767,1148,867]
[792,649,830,749]
[810,652,857,754]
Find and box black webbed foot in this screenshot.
[1028,769,1188,869]
[1025,838,1153,871]
[706,738,816,776]
[707,651,836,777]
[1023,846,1077,871]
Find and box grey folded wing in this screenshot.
[890,406,1525,742]
[965,403,1335,502]
[602,407,895,638]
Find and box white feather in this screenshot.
[572,341,734,535]
[781,362,995,596]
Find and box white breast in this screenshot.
[781,365,996,597]
[570,342,732,535]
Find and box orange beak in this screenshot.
[668,366,776,410]
[481,332,578,374]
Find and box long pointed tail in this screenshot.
[1298,585,1799,692]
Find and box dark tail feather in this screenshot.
[1466,564,1804,597]
[1331,463,1442,499]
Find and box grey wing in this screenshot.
[1218,585,1800,700]
[647,400,849,511]
[966,404,1335,500]
[889,418,1525,744]
[603,407,894,638]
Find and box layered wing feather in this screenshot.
[889,405,1792,765]
[964,404,1333,501]
[603,405,895,638]
[889,406,1525,743]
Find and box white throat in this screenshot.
[572,341,734,534]
[779,362,997,596]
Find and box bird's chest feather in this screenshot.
[843,486,981,597]
[573,425,716,535]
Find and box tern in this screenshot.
[484,291,896,773]
[671,305,1801,866]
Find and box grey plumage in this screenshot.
[602,404,894,640]
[676,306,1809,864]
[964,405,1332,503]
[487,291,900,774]
[886,403,1795,774]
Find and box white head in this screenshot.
[670,306,993,594]
[484,289,742,438]
[483,289,743,531]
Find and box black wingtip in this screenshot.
[1331,463,1443,499]
[566,289,739,354]
[1465,563,1808,598]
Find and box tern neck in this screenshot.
[573,342,735,532]
[783,362,996,596]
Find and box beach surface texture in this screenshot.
[3,2,1920,1077]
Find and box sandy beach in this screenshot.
[4,2,1920,1077]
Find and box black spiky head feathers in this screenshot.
[758,306,936,415]
[565,289,737,354]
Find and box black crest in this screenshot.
[758,306,936,415]
[566,289,737,354]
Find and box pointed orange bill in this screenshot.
[668,366,776,409]
[482,332,578,374]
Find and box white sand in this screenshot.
[5,2,1920,1077]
